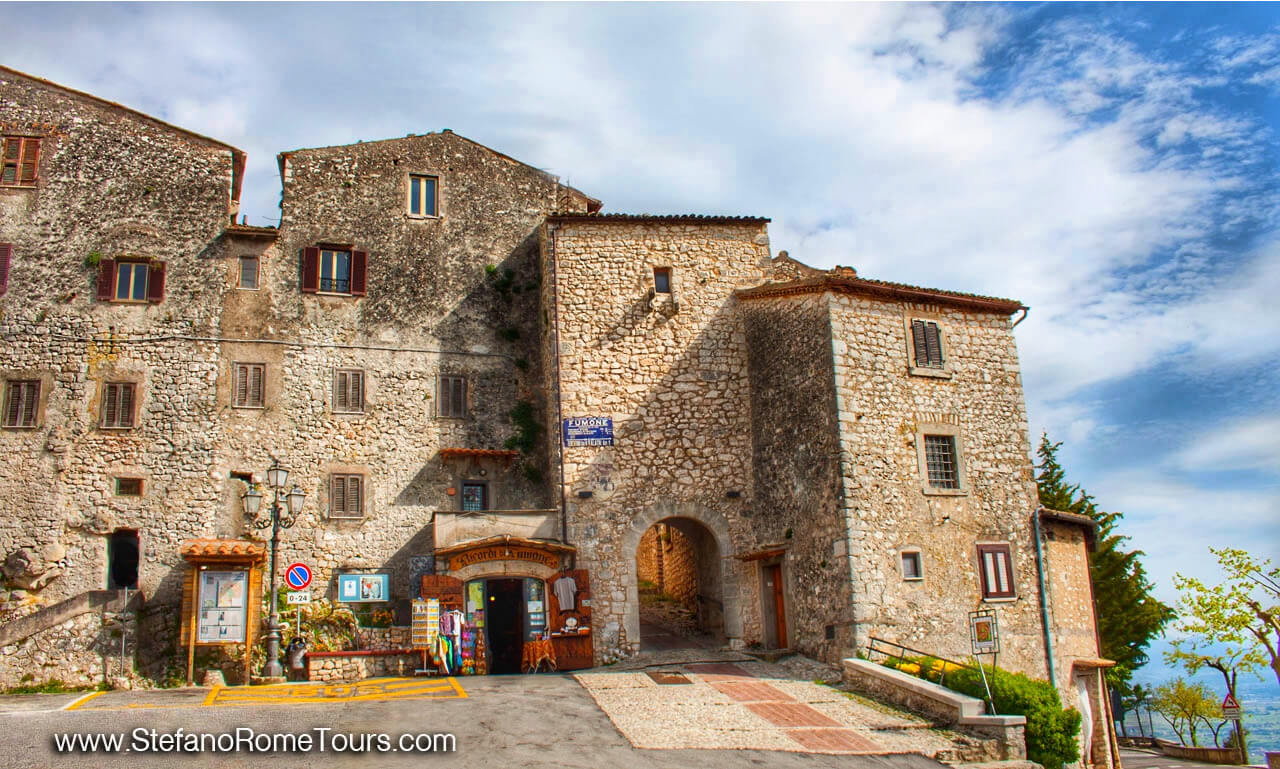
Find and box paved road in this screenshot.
[1119,747,1248,769]
[0,674,948,769]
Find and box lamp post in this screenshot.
[241,459,305,680]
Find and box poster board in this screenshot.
[197,570,249,643]
[969,610,999,655]
[337,573,389,602]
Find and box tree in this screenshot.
[1172,548,1280,688]
[1151,678,1224,747]
[1035,435,1176,692]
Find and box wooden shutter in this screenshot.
[977,544,1015,599]
[119,383,135,427]
[549,569,593,670]
[911,320,928,367]
[453,377,465,417]
[4,382,20,427]
[103,383,118,427]
[234,364,248,407]
[350,250,367,296]
[249,365,264,407]
[97,259,117,301]
[301,247,320,293]
[349,475,362,516]
[350,371,363,411]
[332,475,346,514]
[18,139,38,184]
[0,243,11,296]
[334,371,347,410]
[20,382,37,427]
[146,262,165,303]
[923,322,942,366]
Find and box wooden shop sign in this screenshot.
[448,545,561,570]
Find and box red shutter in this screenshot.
[301,247,320,293]
[146,262,166,303]
[0,243,11,296]
[350,250,367,296]
[97,259,117,301]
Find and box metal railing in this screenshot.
[865,636,977,689]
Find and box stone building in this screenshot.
[0,65,1115,766]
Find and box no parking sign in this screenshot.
[285,563,312,591]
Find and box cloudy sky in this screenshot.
[6,1,1278,664]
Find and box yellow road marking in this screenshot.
[203,676,466,707]
[448,677,468,699]
[63,690,106,711]
[202,687,221,706]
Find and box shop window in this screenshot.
[100,382,137,429]
[232,363,265,409]
[438,375,467,418]
[330,473,364,519]
[2,379,39,428]
[977,544,1016,600]
[408,174,438,217]
[333,369,365,413]
[239,256,259,289]
[461,481,488,512]
[1,136,39,187]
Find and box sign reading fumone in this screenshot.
[448,545,561,570]
[562,417,613,447]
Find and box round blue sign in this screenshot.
[285,563,312,590]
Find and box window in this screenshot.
[239,256,259,289]
[924,434,960,489]
[438,375,467,418]
[330,473,364,519]
[100,382,137,429]
[911,320,944,368]
[654,267,672,294]
[333,369,365,413]
[96,258,165,303]
[301,246,367,296]
[232,363,265,408]
[461,482,488,512]
[901,551,923,581]
[0,243,12,296]
[115,477,143,496]
[408,174,438,217]
[2,380,39,428]
[1,136,39,187]
[977,544,1016,599]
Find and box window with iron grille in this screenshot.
[239,256,259,289]
[911,320,944,368]
[461,482,488,512]
[438,375,467,418]
[115,477,144,496]
[1,137,39,187]
[901,551,923,580]
[100,382,137,429]
[2,380,39,428]
[232,363,265,408]
[924,434,959,489]
[977,544,1016,599]
[330,473,364,519]
[333,369,365,413]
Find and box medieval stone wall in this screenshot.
[636,523,698,608]
[741,292,849,656]
[545,219,774,659]
[827,293,1048,678]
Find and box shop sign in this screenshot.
[448,546,561,570]
[563,417,613,447]
[969,610,999,655]
[338,573,389,602]
[197,570,248,643]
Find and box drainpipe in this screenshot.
[1032,505,1058,690]
[547,223,570,553]
[1012,307,1030,328]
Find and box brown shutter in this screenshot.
[332,475,346,514]
[5,383,19,427]
[350,250,367,296]
[350,476,362,516]
[0,243,11,295]
[103,384,118,427]
[924,322,942,366]
[353,371,363,410]
[120,384,135,427]
[97,259,117,301]
[146,262,166,303]
[234,365,247,407]
[19,139,38,184]
[21,382,37,427]
[249,365,264,407]
[301,247,320,293]
[453,378,465,417]
[334,371,347,410]
[911,320,928,367]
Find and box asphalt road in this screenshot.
[1118,748,1250,769]
[0,674,949,769]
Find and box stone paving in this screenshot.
[575,658,968,756]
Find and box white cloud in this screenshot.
[1170,416,1280,473]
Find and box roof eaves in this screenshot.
[736,275,1026,315]
[546,212,771,225]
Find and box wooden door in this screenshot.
[548,569,593,670]
[767,564,787,649]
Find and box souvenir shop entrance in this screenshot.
[423,536,593,675]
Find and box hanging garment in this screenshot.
[552,576,578,610]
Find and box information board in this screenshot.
[562,417,614,447]
[969,610,1000,655]
[338,573,389,602]
[197,570,248,643]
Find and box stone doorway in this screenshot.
[634,517,724,651]
[108,529,139,589]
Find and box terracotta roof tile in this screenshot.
[736,270,1026,315]
[547,212,769,224]
[179,539,267,561]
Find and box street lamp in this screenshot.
[241,459,306,680]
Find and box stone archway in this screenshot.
[622,502,742,653]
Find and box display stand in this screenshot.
[411,598,438,676]
[178,539,267,686]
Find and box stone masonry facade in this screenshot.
[0,65,1112,759]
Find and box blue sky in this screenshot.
[5,2,1278,675]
